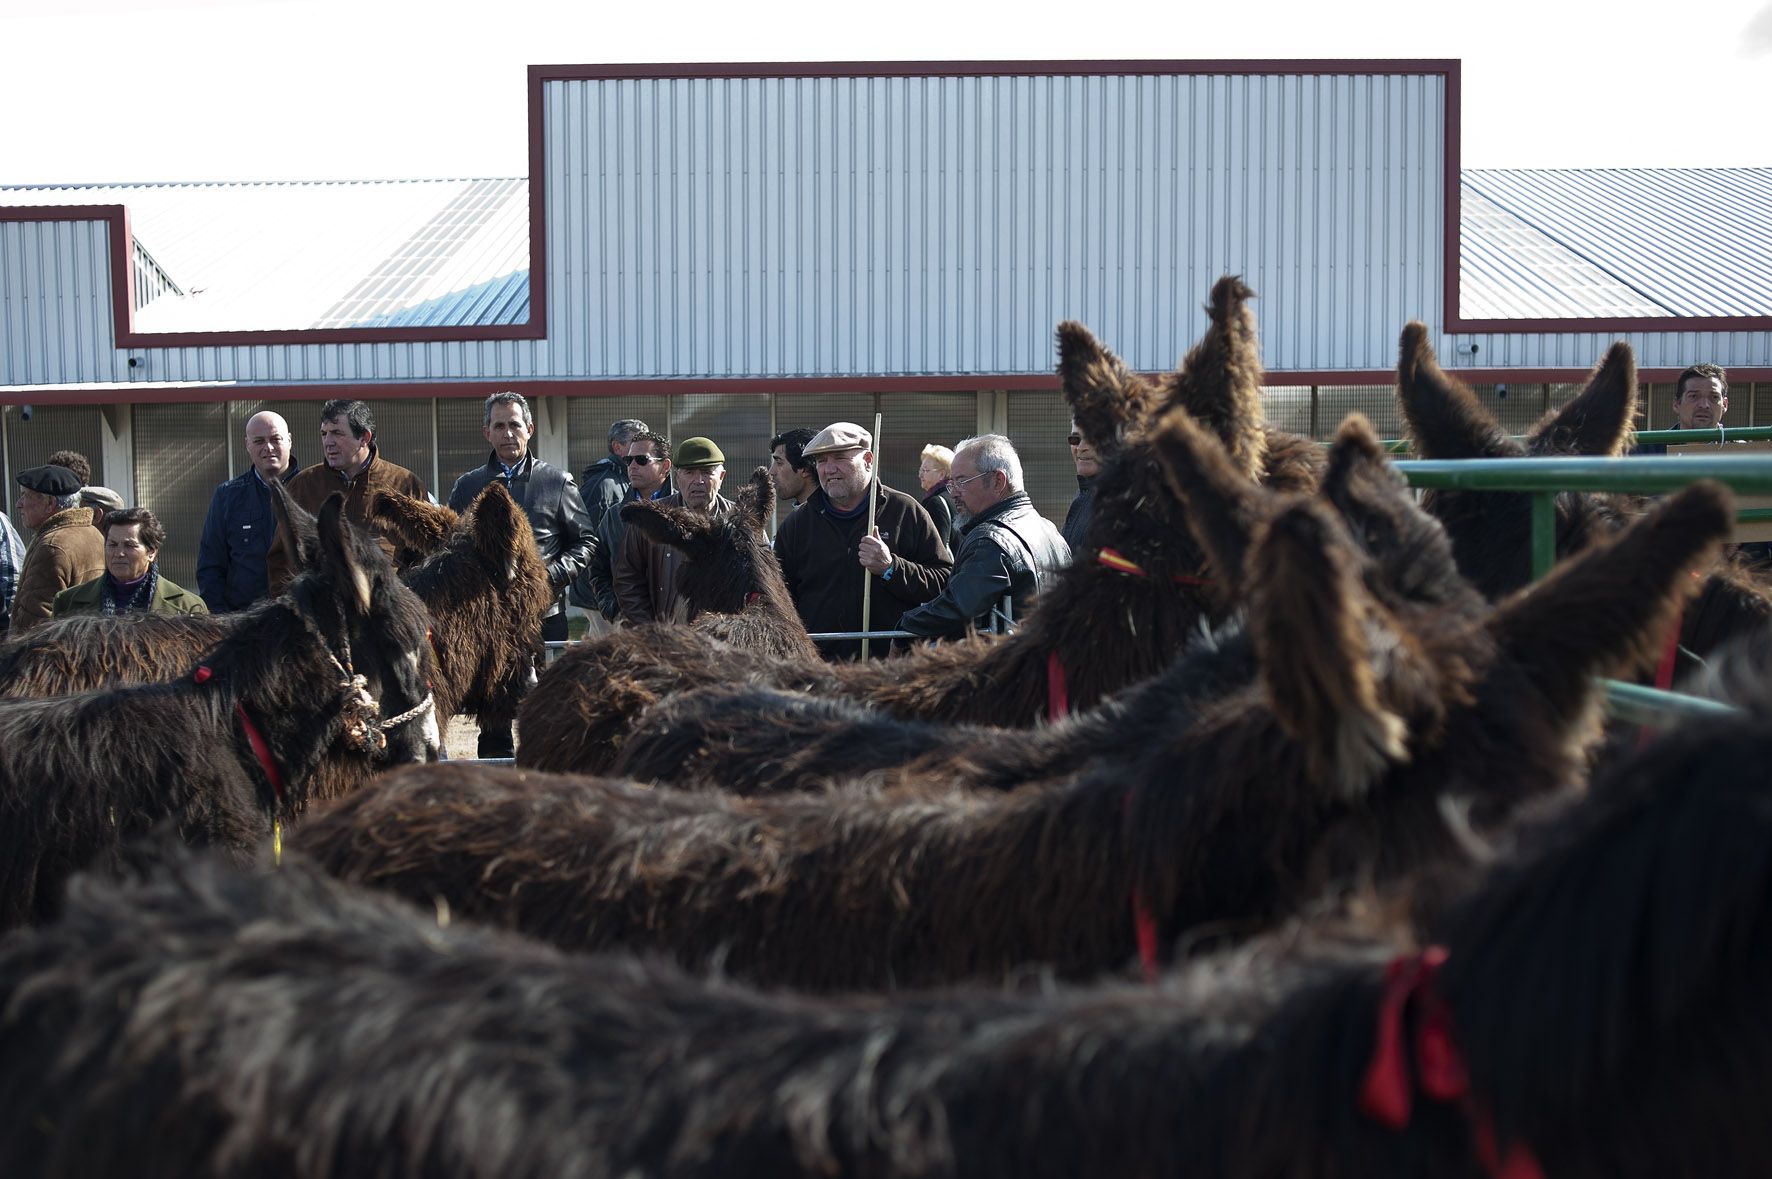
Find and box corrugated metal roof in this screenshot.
[0,178,529,331]
[1462,168,1772,319]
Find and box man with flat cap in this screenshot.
[10,463,106,634]
[774,421,953,660]
[613,436,735,625]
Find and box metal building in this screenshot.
[3,59,1770,585]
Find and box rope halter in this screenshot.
[322,635,434,755]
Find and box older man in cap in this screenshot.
[613,436,735,625]
[10,463,106,634]
[774,421,952,660]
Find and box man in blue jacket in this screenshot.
[196,409,300,613]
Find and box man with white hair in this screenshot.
[197,408,301,613]
[898,434,1070,640]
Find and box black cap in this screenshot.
[16,463,82,497]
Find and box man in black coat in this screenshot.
[774,422,952,661]
[899,434,1070,640]
[449,392,597,756]
[578,417,651,519]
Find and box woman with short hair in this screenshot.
[53,507,208,618]
[917,443,958,551]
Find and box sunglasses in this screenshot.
[622,454,661,466]
[1067,434,1084,447]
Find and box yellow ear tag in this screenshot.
[274,818,283,866]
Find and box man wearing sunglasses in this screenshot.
[572,430,672,622]
[1061,419,1102,553]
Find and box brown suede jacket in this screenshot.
[266,446,428,592]
[11,506,105,635]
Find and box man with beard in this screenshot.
[774,421,952,660]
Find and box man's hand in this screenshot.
[858,531,893,573]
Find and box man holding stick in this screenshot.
[774,421,952,661]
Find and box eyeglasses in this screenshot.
[1067,434,1084,447]
[950,470,996,491]
[623,454,661,466]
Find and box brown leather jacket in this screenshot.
[265,446,429,592]
[613,492,735,625]
[11,506,106,634]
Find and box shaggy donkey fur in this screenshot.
[364,488,457,570]
[297,461,1730,991]
[11,706,1772,1178]
[0,482,546,734]
[0,493,438,930]
[1397,322,1772,681]
[608,413,1439,797]
[518,278,1323,773]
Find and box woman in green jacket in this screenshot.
[53,506,208,619]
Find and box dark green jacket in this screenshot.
[53,571,210,619]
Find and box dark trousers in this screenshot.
[477,610,568,758]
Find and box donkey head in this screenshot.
[280,485,441,766]
[1397,324,1639,598]
[367,490,460,571]
[623,468,783,616]
[1063,278,1285,591]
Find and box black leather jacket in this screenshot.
[898,492,1071,639]
[448,453,596,616]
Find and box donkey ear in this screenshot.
[468,481,531,588]
[270,479,320,577]
[1525,342,1638,457]
[1488,481,1732,717]
[1154,275,1267,481]
[1147,405,1266,593]
[1396,322,1522,460]
[733,466,775,536]
[1056,320,1161,451]
[622,501,715,556]
[1249,498,1409,797]
[366,489,457,567]
[316,493,373,614]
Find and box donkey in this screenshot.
[11,698,1772,1178]
[518,277,1324,773]
[0,482,547,736]
[1397,322,1772,682]
[297,440,1730,992]
[608,413,1457,797]
[0,492,439,930]
[365,489,458,570]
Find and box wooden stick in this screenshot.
[860,411,884,660]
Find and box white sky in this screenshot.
[2,0,1769,185]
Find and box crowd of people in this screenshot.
[0,393,1103,665]
[6,365,1744,650]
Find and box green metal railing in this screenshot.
[1392,453,1772,580]
[1382,425,1772,454]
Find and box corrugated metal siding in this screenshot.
[1463,168,1772,318]
[551,72,1445,378]
[1,219,124,386]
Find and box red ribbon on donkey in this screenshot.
[1359,946,1545,1179]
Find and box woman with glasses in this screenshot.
[1061,420,1102,553]
[52,507,208,619]
[917,444,958,552]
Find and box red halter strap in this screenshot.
[1117,788,1161,982]
[1096,547,1214,588]
[195,665,287,807]
[1359,947,1545,1179]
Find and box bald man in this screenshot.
[196,409,302,612]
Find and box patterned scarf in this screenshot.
[102,564,159,616]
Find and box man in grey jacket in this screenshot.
[899,434,1070,640]
[449,391,596,755]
